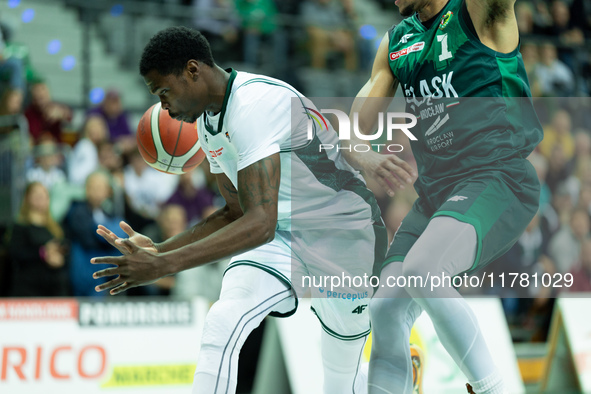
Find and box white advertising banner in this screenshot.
[275,298,524,394]
[0,297,209,394]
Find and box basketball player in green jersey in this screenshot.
[344,0,543,393]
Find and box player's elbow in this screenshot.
[247,210,277,245]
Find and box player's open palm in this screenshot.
[97,221,157,255]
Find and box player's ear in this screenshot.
[186,60,200,81]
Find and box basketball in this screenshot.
[136,102,206,175]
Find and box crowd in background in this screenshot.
[0,0,589,347]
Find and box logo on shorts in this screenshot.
[447,195,468,202]
[352,305,368,314]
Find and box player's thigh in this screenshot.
[296,224,386,339]
[432,171,539,273]
[382,199,432,271]
[225,231,298,317]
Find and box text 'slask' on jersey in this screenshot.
[387,0,543,209]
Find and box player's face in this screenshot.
[396,0,432,17]
[144,68,206,124]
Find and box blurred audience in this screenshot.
[25,139,67,192]
[563,236,591,293]
[301,0,357,71]
[123,149,178,230]
[236,0,286,73]
[86,89,136,154]
[68,115,110,186]
[64,171,125,297]
[539,109,574,162]
[192,0,240,63]
[535,42,575,97]
[24,80,72,144]
[548,207,590,274]
[6,182,68,296]
[166,170,216,226]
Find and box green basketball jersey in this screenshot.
[387,0,543,210]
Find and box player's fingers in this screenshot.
[116,238,140,253]
[381,160,413,185]
[388,156,416,180]
[93,267,120,279]
[94,277,125,293]
[120,221,136,237]
[376,166,404,190]
[96,228,129,254]
[374,176,396,197]
[111,282,134,296]
[91,256,121,265]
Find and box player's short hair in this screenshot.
[139,26,215,77]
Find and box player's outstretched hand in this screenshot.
[97,221,157,255]
[91,240,167,295]
[357,150,416,197]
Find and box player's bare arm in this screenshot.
[94,174,244,255]
[343,33,415,197]
[465,0,519,53]
[91,153,281,295]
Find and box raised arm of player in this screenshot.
[91,153,280,295]
[465,0,519,53]
[343,32,416,197]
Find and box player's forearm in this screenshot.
[155,206,240,253]
[159,212,274,274]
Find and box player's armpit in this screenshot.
[237,153,280,243]
[465,0,519,53]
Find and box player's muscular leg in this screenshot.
[192,265,293,394]
[368,263,422,394]
[400,217,504,391]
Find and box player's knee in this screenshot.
[200,299,257,348]
[370,296,408,326]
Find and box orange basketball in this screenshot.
[136,103,206,175]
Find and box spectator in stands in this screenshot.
[192,0,240,63]
[540,109,575,163]
[68,115,109,186]
[137,204,189,296]
[7,182,68,296]
[564,236,591,293]
[0,24,24,114]
[548,207,590,274]
[569,130,591,178]
[535,42,575,97]
[65,171,125,297]
[86,89,135,154]
[541,183,572,247]
[97,140,124,186]
[516,2,535,38]
[577,183,591,217]
[236,0,286,73]
[123,149,178,230]
[521,41,542,97]
[24,80,72,144]
[543,0,585,74]
[301,0,357,71]
[26,139,67,191]
[165,170,215,226]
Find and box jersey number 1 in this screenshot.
[437,33,453,61]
